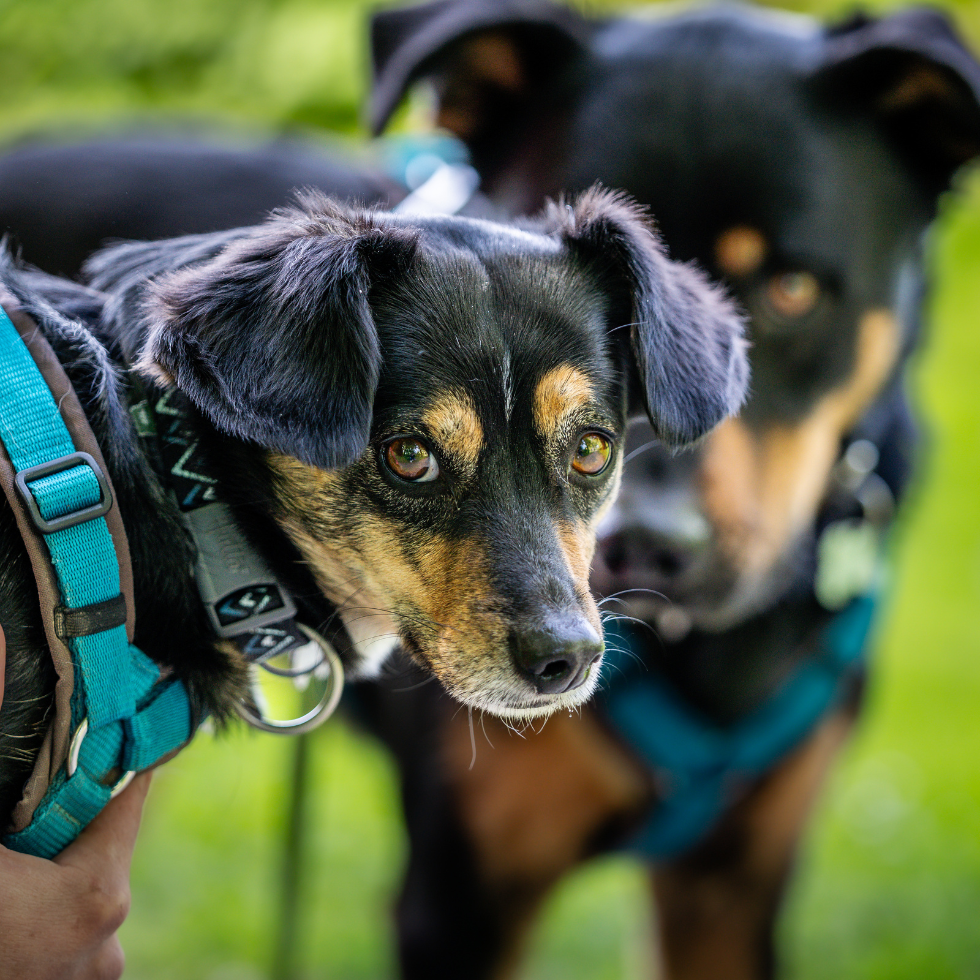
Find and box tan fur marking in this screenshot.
[557,520,602,634]
[533,364,594,442]
[437,34,525,138]
[878,65,960,113]
[137,358,177,388]
[421,391,484,473]
[557,520,593,588]
[268,453,512,694]
[269,455,411,658]
[464,34,525,91]
[701,309,899,574]
[412,534,504,684]
[715,226,767,277]
[590,453,624,531]
[445,708,650,884]
[653,710,854,980]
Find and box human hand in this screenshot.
[0,769,152,980]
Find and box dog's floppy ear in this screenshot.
[370,0,591,162]
[811,8,980,192]
[544,188,749,447]
[137,196,418,470]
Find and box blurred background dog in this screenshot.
[358,4,980,977]
[1,1,979,978]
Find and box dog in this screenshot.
[351,2,980,978]
[0,189,747,841]
[0,133,404,279]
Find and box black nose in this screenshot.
[510,623,604,695]
[596,525,705,584]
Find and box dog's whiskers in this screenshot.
[479,712,494,750]
[390,674,438,694]
[622,438,664,464]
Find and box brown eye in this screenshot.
[384,438,440,483]
[571,432,612,477]
[766,271,820,319]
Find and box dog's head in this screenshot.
[371,1,980,632]
[92,191,745,718]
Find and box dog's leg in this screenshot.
[651,706,857,980]
[391,701,651,980]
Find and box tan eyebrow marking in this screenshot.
[421,391,484,473]
[715,226,768,277]
[533,364,594,443]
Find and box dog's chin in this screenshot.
[395,628,604,721]
[444,662,603,724]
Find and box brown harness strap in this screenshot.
[0,290,137,835]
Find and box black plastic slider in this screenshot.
[54,594,127,639]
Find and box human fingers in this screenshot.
[64,934,126,980]
[55,770,152,879]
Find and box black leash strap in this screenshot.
[132,386,343,734]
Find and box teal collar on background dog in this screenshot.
[598,591,878,860]
[0,305,193,858]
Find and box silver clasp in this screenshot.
[235,623,344,735]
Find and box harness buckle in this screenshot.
[15,451,113,534]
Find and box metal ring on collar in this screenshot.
[258,646,325,678]
[235,623,344,735]
[66,718,138,797]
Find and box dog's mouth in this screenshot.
[446,667,603,723]
[398,626,603,721]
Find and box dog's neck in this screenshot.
[133,374,367,670]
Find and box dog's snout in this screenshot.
[593,520,709,593]
[510,623,603,696]
[597,529,707,579]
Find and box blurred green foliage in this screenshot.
[2,0,979,977]
[5,0,980,142]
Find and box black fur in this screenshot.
[0,135,403,279]
[550,191,748,445]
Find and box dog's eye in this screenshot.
[571,432,612,477]
[765,272,820,319]
[383,438,440,483]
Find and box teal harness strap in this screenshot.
[0,306,193,858]
[597,593,877,860]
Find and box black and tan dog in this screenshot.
[355,2,980,978]
[0,190,747,831]
[0,135,404,279]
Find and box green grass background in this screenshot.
[2,0,980,977]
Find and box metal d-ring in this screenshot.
[66,717,137,795]
[235,623,344,735]
[67,718,89,777]
[110,769,137,798]
[258,640,325,678]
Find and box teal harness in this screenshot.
[0,305,193,858]
[597,592,877,859]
